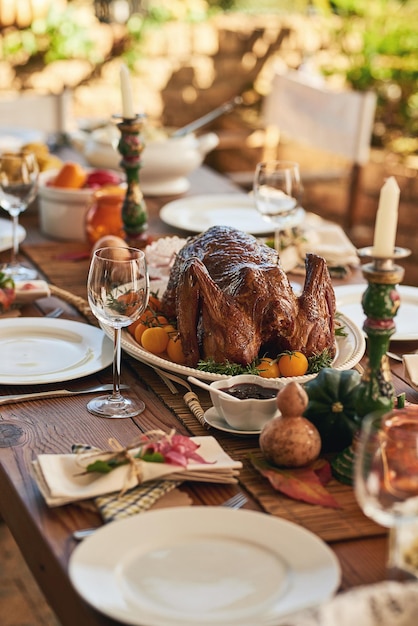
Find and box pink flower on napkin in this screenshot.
[141,433,213,467]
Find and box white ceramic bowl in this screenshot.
[209,374,282,431]
[38,170,94,241]
[38,170,125,242]
[72,126,219,196]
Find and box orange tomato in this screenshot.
[162,324,177,337]
[278,351,309,377]
[148,294,163,313]
[117,291,141,316]
[141,326,169,354]
[127,318,142,337]
[134,322,149,345]
[256,357,280,378]
[152,314,168,327]
[166,335,187,364]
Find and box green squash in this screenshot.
[303,368,362,452]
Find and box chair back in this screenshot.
[262,70,376,166]
[0,90,73,138]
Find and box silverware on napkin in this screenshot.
[0,384,129,406]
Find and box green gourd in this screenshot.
[303,368,362,452]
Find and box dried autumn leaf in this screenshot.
[250,455,340,509]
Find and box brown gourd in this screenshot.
[259,381,321,468]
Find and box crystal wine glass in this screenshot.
[253,160,305,253]
[0,151,39,280]
[87,246,149,418]
[354,406,418,579]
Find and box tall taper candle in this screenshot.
[120,64,134,119]
[372,176,400,257]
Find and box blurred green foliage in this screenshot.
[1,0,416,155]
[317,0,418,156]
[1,4,99,65]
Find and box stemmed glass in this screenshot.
[354,407,418,579]
[253,160,305,253]
[0,151,39,280]
[87,246,149,418]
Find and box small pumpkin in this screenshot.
[303,368,362,452]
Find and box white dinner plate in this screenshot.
[69,507,341,626]
[102,312,365,384]
[0,217,26,252]
[334,284,418,341]
[0,318,113,384]
[159,194,278,235]
[204,406,265,435]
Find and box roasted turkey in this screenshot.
[161,225,336,367]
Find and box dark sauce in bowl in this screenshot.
[219,383,277,400]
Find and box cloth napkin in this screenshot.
[32,436,242,508]
[0,279,51,317]
[14,279,51,303]
[277,581,418,626]
[280,212,359,275]
[403,354,418,391]
[64,445,192,523]
[94,481,192,523]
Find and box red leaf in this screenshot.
[250,455,341,508]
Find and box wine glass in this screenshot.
[354,406,418,579]
[0,151,39,280]
[87,246,149,418]
[253,160,305,253]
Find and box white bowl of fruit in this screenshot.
[38,162,124,242]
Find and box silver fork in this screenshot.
[221,492,248,509]
[45,306,64,318]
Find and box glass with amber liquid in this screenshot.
[85,186,126,245]
[354,406,418,579]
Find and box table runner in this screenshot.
[23,241,385,543]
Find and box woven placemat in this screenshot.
[23,241,385,543]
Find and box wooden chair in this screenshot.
[264,70,377,230]
[230,70,377,231]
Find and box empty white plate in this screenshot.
[159,194,276,235]
[0,318,113,384]
[334,284,418,341]
[69,506,341,626]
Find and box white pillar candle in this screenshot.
[120,64,134,119]
[372,176,400,257]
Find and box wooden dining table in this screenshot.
[1,163,417,626]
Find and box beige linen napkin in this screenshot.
[14,279,51,303]
[280,212,359,274]
[277,581,418,626]
[32,436,242,507]
[0,279,51,318]
[403,355,418,391]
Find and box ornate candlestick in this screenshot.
[355,246,411,418]
[114,114,148,244]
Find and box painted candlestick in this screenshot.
[355,246,411,418]
[115,114,148,242]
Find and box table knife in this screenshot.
[0,384,129,406]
